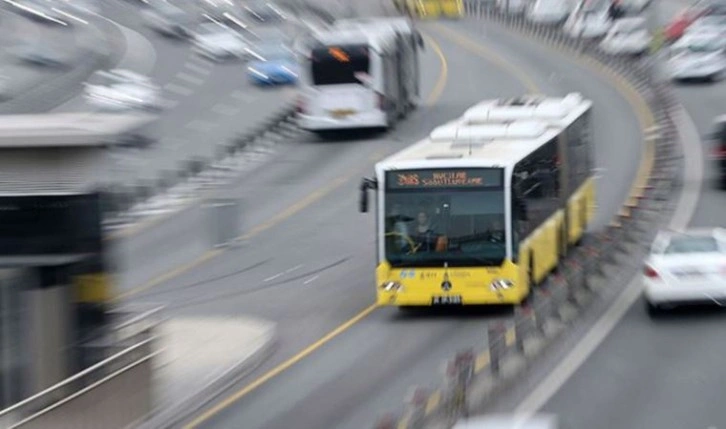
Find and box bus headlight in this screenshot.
[490,279,514,291]
[380,281,404,292]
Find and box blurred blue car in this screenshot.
[247,44,299,86]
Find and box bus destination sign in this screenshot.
[387,168,502,189]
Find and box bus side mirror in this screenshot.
[359,177,377,213]
[416,31,425,49]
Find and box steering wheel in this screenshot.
[384,232,420,254]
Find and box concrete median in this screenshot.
[135,315,277,429]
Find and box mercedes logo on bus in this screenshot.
[441,280,452,291]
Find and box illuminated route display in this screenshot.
[385,168,503,189]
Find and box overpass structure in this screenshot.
[0,112,158,427]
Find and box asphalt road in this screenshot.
[49,0,305,187]
[493,1,726,428]
[104,3,646,428]
[0,6,98,111]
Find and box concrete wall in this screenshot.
[26,285,72,396]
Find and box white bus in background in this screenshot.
[296,20,423,137]
[333,17,424,111]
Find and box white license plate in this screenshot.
[432,295,462,305]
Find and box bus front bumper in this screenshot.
[377,288,526,306]
[297,111,387,131]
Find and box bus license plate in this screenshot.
[432,295,462,305]
[330,109,355,118]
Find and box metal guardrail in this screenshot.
[372,3,683,429]
[0,337,156,429]
[107,304,166,346]
[0,303,164,428]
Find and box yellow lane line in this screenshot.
[430,22,541,93]
[182,304,378,429]
[422,32,449,106]
[181,31,545,428]
[114,34,450,303]
[425,390,442,415]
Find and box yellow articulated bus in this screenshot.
[359,93,595,307]
[393,0,464,19]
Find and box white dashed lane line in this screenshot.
[161,99,180,109]
[231,90,258,103]
[176,72,206,86]
[185,119,217,132]
[212,103,240,116]
[184,61,212,75]
[165,83,194,96]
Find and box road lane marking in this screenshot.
[263,273,284,282]
[185,119,217,132]
[180,30,552,428]
[111,34,447,300]
[505,35,702,422]
[181,303,379,429]
[285,264,303,273]
[176,72,205,86]
[512,130,702,414]
[212,103,240,116]
[431,23,540,93]
[231,90,258,103]
[303,275,319,285]
[184,61,212,75]
[165,83,194,96]
[422,32,448,105]
[161,99,180,109]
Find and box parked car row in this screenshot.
[661,1,726,83]
[664,0,726,42]
[495,0,653,55]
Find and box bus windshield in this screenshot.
[310,43,369,86]
[384,168,506,267]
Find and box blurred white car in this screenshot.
[526,0,571,24]
[643,228,726,315]
[453,414,560,429]
[685,14,726,36]
[142,3,196,38]
[667,31,726,80]
[620,0,651,13]
[599,17,652,55]
[563,0,612,38]
[245,0,286,23]
[10,41,67,68]
[13,0,68,25]
[84,69,162,112]
[192,22,250,61]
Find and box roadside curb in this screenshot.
[135,320,278,429]
[373,4,686,429]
